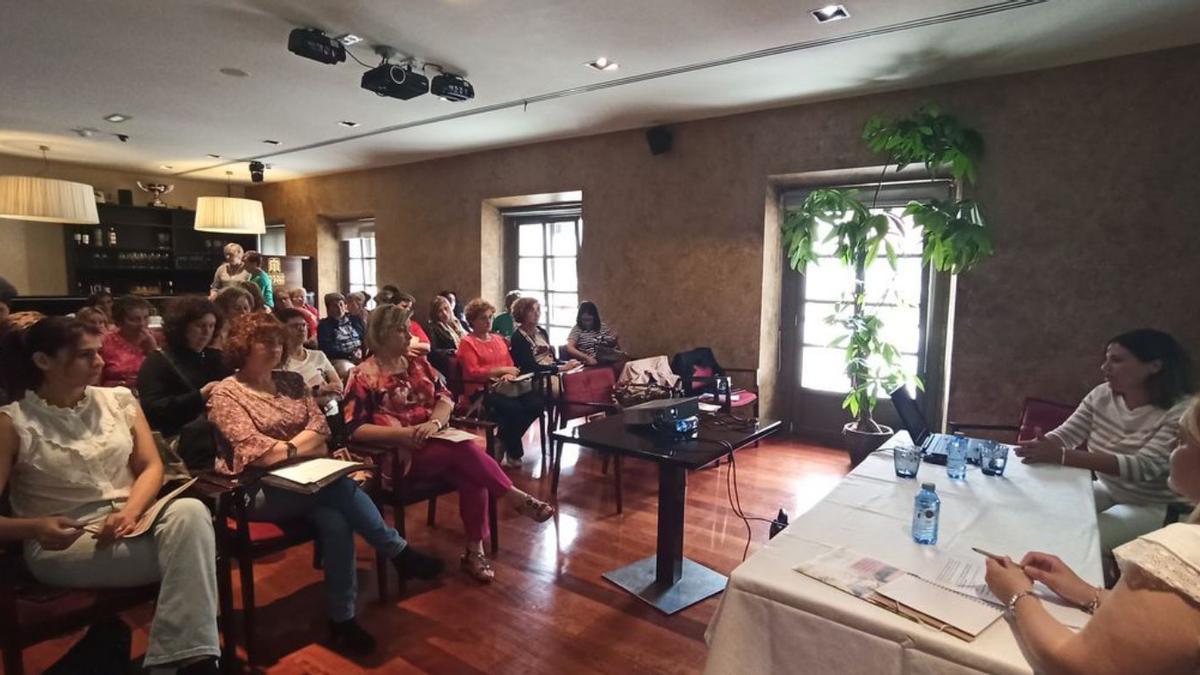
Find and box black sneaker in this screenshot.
[392,545,445,580]
[329,618,377,656]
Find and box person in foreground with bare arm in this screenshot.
[1015,329,1194,553]
[207,313,442,657]
[0,317,220,673]
[987,394,1200,675]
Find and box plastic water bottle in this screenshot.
[946,434,968,480]
[912,483,940,545]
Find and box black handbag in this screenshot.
[158,351,219,471]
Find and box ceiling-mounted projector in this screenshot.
[431,73,475,102]
[361,64,428,100]
[288,28,346,65]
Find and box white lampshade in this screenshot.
[194,196,266,234]
[0,175,100,224]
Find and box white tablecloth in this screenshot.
[704,432,1101,675]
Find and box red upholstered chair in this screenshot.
[949,397,1076,442]
[440,353,544,464]
[669,347,759,418]
[549,367,625,512]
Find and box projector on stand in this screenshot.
[624,397,701,430]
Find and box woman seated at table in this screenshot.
[458,298,545,468]
[138,297,227,438]
[208,313,442,655]
[986,393,1200,675]
[0,317,221,673]
[343,304,554,583]
[276,307,342,408]
[99,295,158,390]
[565,301,623,366]
[1016,329,1194,554]
[210,285,253,350]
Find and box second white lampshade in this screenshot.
[194,196,266,234]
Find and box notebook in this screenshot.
[82,477,198,538]
[262,457,372,494]
[875,574,1002,638]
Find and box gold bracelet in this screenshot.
[1006,589,1036,618]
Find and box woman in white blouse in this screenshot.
[987,394,1200,675]
[276,307,342,406]
[0,317,220,674]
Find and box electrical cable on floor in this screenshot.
[696,436,783,561]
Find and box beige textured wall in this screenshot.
[250,45,1200,425]
[0,156,239,294]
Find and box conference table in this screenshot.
[703,431,1102,675]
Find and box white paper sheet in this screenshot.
[433,428,482,443]
[269,458,360,485]
[876,574,1003,637]
[82,477,198,538]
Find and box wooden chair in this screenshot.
[1,483,235,675]
[549,367,624,512]
[670,347,759,418]
[440,354,546,464]
[949,397,1076,442]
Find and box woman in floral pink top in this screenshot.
[344,304,554,584]
[207,313,443,656]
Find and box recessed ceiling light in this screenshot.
[160,165,174,170]
[103,113,131,123]
[206,153,222,159]
[585,57,619,72]
[262,139,281,145]
[338,120,360,128]
[219,67,249,78]
[336,33,363,46]
[812,4,850,23]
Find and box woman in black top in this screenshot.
[138,297,228,436]
[508,297,579,376]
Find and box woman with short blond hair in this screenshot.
[209,242,251,297]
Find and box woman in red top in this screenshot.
[457,298,545,468]
[99,295,158,390]
[344,304,553,582]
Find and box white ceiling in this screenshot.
[1,0,1198,184]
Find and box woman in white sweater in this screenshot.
[1016,329,1193,553]
[986,394,1200,675]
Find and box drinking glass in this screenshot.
[893,444,922,478]
[980,441,1009,476]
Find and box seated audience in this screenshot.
[0,317,221,673]
[317,292,366,378]
[208,313,442,655]
[343,305,554,583]
[429,295,467,352]
[277,307,342,407]
[439,289,470,330]
[138,297,227,437]
[243,251,274,308]
[211,286,253,350]
[209,242,249,297]
[566,301,624,366]
[75,305,111,334]
[490,290,522,339]
[345,291,369,324]
[1016,329,1194,554]
[235,280,267,313]
[510,297,579,378]
[99,295,158,389]
[0,274,14,323]
[86,290,114,321]
[986,393,1200,675]
[280,286,319,340]
[457,298,544,468]
[388,291,432,348]
[288,286,321,320]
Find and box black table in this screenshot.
[550,413,782,614]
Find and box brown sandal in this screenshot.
[460,550,495,584]
[514,494,555,523]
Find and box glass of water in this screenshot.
[980,441,1009,476]
[893,444,922,478]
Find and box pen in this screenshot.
[972,546,1025,570]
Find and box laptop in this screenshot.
[888,387,978,465]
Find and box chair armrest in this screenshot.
[450,416,498,431]
[556,400,621,413]
[346,443,391,459]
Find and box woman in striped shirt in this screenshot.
[565,301,621,366]
[1016,329,1194,554]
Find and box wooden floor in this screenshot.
[15,431,850,675]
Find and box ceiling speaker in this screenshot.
[646,126,673,155]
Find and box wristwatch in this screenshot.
[286,441,298,459]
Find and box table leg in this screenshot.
[656,464,686,584]
[550,438,564,503]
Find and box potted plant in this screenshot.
[782,104,992,464]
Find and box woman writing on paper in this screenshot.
[207,313,443,656]
[342,304,554,584]
[1015,329,1194,553]
[0,317,221,673]
[986,394,1200,675]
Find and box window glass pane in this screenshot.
[803,258,854,302]
[548,220,577,256]
[876,305,921,355]
[548,326,571,346]
[519,224,544,256]
[518,258,545,290]
[363,237,376,257]
[864,257,923,306]
[348,239,362,258]
[801,346,850,393]
[548,292,577,328]
[548,257,577,292]
[364,259,376,287]
[801,302,839,348]
[349,262,364,286]
[519,290,546,310]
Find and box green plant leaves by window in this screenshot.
[863,105,984,185]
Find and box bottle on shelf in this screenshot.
[81,231,90,246]
[912,483,940,545]
[107,227,117,247]
[92,226,104,247]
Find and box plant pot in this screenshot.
[842,422,894,468]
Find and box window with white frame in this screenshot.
[339,220,377,298]
[258,224,287,256]
[511,214,583,345]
